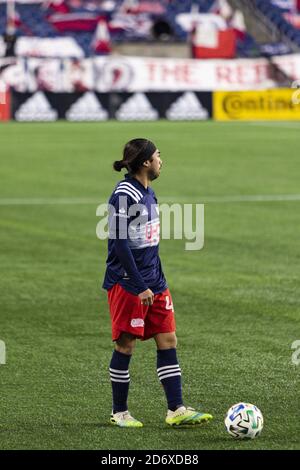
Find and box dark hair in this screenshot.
[113,138,157,174]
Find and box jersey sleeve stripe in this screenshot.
[115,189,139,203]
[118,182,143,199]
[115,184,142,202]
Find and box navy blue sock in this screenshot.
[157,348,184,411]
[109,350,131,413]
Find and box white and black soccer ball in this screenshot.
[225,402,264,439]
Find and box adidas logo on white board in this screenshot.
[116,93,158,121]
[166,92,209,121]
[15,92,57,121]
[66,92,108,121]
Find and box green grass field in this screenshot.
[0,121,299,450]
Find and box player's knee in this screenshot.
[115,345,134,355]
[156,332,177,349]
[167,333,177,349]
[115,333,136,355]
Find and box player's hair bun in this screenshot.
[113,160,126,172]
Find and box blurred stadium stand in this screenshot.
[255,0,300,47]
[229,0,300,55]
[1,0,299,58]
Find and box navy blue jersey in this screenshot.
[102,174,167,295]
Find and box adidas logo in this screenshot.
[66,92,108,121]
[141,208,148,216]
[166,92,209,121]
[116,93,158,121]
[15,92,57,121]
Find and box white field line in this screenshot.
[0,197,99,206]
[247,122,300,129]
[160,194,300,203]
[0,194,300,206]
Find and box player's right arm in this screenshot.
[109,192,154,306]
[114,238,154,306]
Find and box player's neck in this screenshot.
[132,172,149,189]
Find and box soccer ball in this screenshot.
[225,403,264,439]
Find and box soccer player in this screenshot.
[103,138,213,428]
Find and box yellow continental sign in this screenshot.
[214,89,300,121]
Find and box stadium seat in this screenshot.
[255,0,300,47]
[0,0,295,57]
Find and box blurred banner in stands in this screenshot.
[192,28,236,59]
[11,90,213,121]
[0,83,10,120]
[214,89,300,120]
[10,88,300,121]
[1,54,300,92]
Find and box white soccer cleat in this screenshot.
[166,406,213,427]
[110,410,143,428]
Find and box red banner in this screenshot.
[48,13,103,32]
[0,89,11,121]
[193,29,236,59]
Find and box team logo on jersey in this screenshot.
[131,318,145,328]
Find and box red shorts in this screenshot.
[107,284,176,341]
